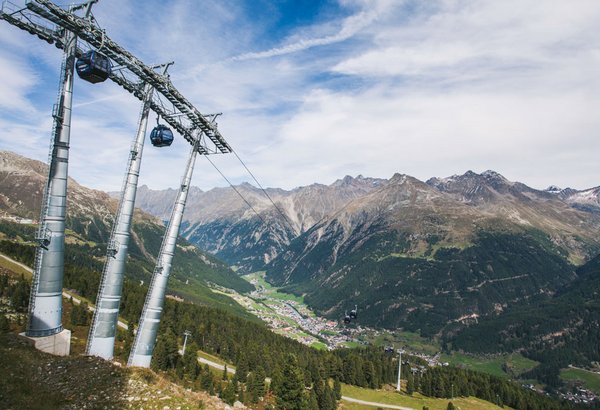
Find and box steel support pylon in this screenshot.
[86,83,154,359]
[128,141,199,367]
[26,30,77,337]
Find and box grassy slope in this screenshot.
[368,330,441,356]
[340,383,505,410]
[560,368,600,395]
[441,353,539,379]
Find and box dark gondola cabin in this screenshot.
[150,124,174,147]
[350,305,358,319]
[343,311,351,324]
[76,50,112,84]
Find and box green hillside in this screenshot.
[269,229,575,337]
[450,253,600,387]
[0,219,254,321]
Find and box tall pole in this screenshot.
[26,28,77,338]
[396,350,402,392]
[86,82,155,359]
[128,140,199,367]
[182,330,191,355]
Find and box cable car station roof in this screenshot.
[0,0,232,155]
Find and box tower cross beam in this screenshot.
[1,0,231,155]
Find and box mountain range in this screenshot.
[132,167,600,338]
[3,149,600,356]
[131,175,386,271]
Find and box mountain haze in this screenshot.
[131,175,386,271]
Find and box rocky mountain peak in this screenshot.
[481,170,507,180]
[389,173,410,184]
[558,186,600,214]
[426,170,517,204]
[545,185,563,194]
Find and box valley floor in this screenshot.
[212,271,359,349]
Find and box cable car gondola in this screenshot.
[76,50,112,84]
[343,311,351,324]
[150,123,174,147]
[350,304,358,319]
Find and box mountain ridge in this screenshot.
[133,169,600,267]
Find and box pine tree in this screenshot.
[323,382,336,410]
[163,329,180,368]
[154,343,170,372]
[0,274,8,297]
[407,374,415,395]
[275,353,308,410]
[247,371,258,404]
[121,324,134,360]
[314,379,324,408]
[254,366,267,401]
[151,328,180,371]
[270,364,283,395]
[201,364,213,390]
[79,302,89,325]
[152,334,170,371]
[10,275,29,312]
[70,303,82,326]
[221,380,236,405]
[0,313,9,333]
[182,341,200,379]
[235,353,249,383]
[222,365,228,381]
[308,388,318,410]
[333,378,342,400]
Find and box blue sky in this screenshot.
[1,0,600,192]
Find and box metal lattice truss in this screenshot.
[0,0,232,155]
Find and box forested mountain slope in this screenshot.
[450,252,600,386]
[266,172,600,335]
[0,151,252,317]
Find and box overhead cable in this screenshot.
[231,150,296,232]
[204,156,267,226]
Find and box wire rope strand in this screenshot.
[204,156,267,226]
[231,150,296,232]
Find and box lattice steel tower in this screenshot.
[128,140,200,367]
[1,0,232,359]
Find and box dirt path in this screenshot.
[341,396,414,409]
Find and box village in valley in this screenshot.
[211,271,356,350]
[213,272,443,364]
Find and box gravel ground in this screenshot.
[0,333,233,409]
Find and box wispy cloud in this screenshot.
[230,2,389,62]
[1,0,599,193]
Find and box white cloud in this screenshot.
[0,50,39,113]
[1,0,599,194]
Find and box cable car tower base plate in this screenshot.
[18,328,72,356]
